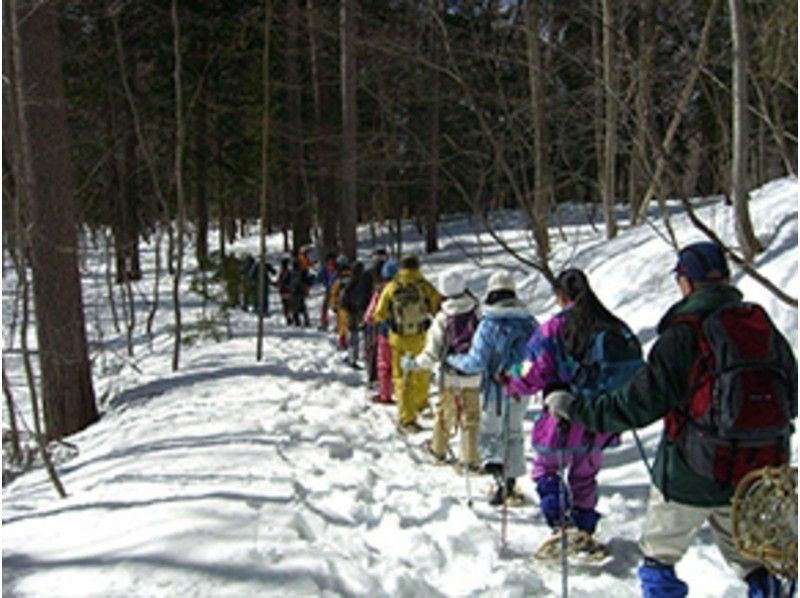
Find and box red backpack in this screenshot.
[665,302,796,486]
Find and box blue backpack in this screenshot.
[570,327,644,400]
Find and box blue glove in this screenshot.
[401,355,420,372]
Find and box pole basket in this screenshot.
[731,465,797,581]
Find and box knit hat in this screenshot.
[674,242,730,283]
[486,270,516,295]
[381,259,398,281]
[440,271,466,298]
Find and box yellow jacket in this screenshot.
[372,268,441,350]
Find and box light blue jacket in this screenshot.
[446,298,537,412]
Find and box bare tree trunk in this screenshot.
[103,230,121,334]
[171,0,186,372]
[257,0,272,362]
[425,3,440,254]
[194,57,209,268]
[287,0,310,252]
[2,362,23,464]
[307,0,338,257]
[525,0,551,255]
[630,0,656,217]
[13,0,97,441]
[634,0,721,223]
[601,0,618,239]
[729,0,762,261]
[340,0,358,260]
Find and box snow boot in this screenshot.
[489,478,516,506]
[746,567,794,598]
[536,474,570,528]
[638,558,688,598]
[571,507,601,535]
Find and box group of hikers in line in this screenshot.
[236,241,795,597]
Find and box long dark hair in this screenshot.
[556,269,625,358]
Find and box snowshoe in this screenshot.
[533,527,611,565]
[370,394,395,405]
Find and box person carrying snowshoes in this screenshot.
[446,270,537,506]
[507,268,643,548]
[543,242,798,597]
[372,254,441,433]
[364,259,398,404]
[402,270,482,470]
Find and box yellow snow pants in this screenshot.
[389,332,430,426]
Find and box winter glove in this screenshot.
[401,355,420,372]
[544,390,576,421]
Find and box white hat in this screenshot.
[440,271,466,298]
[486,270,516,294]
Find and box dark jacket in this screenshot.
[567,285,797,507]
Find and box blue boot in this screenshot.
[571,507,601,535]
[746,567,795,598]
[535,475,569,528]
[638,558,688,598]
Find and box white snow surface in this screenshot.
[2,177,798,597]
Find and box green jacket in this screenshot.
[568,285,796,507]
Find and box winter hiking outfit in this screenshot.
[403,270,482,469]
[364,249,389,387]
[544,243,797,597]
[243,255,276,315]
[286,259,313,327]
[508,269,643,536]
[372,255,441,430]
[331,260,353,349]
[341,261,374,368]
[364,259,399,404]
[316,254,338,331]
[447,270,537,505]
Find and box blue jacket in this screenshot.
[447,298,537,411]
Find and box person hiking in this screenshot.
[364,248,389,388]
[331,257,353,350]
[401,270,482,470]
[446,270,537,506]
[316,252,339,331]
[276,257,292,325]
[342,261,374,368]
[364,259,398,404]
[543,242,797,597]
[247,256,277,315]
[507,268,642,541]
[371,254,441,433]
[287,258,312,327]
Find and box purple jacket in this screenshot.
[508,311,620,453]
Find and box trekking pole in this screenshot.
[500,391,511,554]
[454,392,473,508]
[557,421,569,598]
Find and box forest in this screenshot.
[3,0,797,479]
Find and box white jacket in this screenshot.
[416,293,482,389]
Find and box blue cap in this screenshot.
[674,242,730,283]
[381,259,398,281]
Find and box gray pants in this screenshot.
[479,395,529,479]
[640,486,762,580]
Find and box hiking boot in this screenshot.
[398,421,423,434]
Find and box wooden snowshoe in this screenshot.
[533,527,611,565]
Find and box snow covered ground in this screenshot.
[2,177,797,597]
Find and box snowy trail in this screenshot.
[5,178,797,596]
